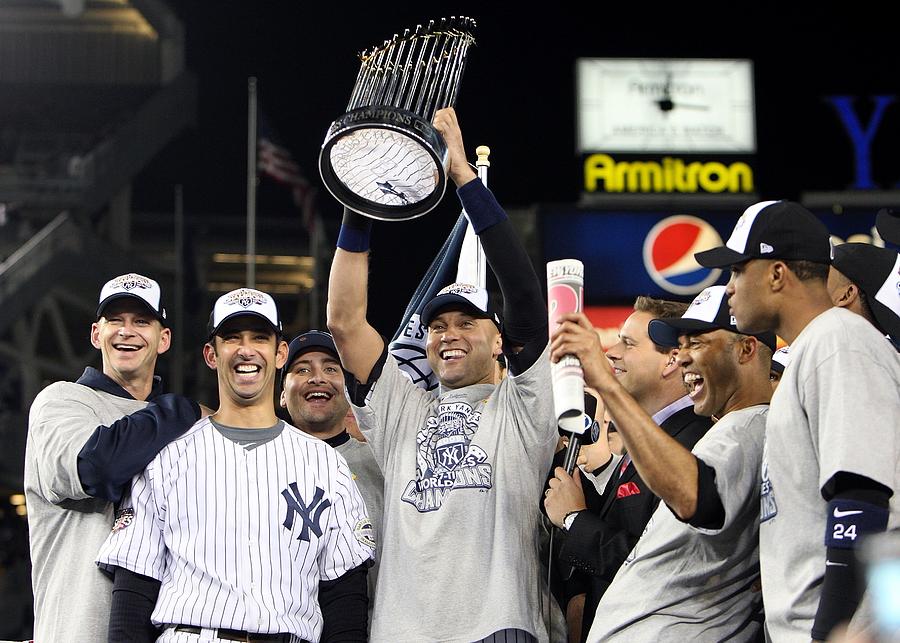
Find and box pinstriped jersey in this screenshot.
[96,417,375,642]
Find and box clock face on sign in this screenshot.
[577,58,756,153]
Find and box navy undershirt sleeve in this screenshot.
[77,393,200,503]
[319,563,370,642]
[458,180,547,374]
[108,567,161,643]
[686,457,726,529]
[346,341,389,407]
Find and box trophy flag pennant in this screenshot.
[388,213,470,391]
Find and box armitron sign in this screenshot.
[584,153,754,194]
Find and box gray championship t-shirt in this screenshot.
[24,381,149,643]
[352,348,558,643]
[760,308,900,642]
[587,404,767,642]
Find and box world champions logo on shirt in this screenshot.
[760,456,778,522]
[401,400,493,512]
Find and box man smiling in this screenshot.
[98,288,375,643]
[543,297,711,641]
[695,200,900,641]
[327,107,555,642]
[280,329,384,625]
[560,285,773,641]
[25,273,201,643]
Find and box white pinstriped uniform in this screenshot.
[97,417,375,642]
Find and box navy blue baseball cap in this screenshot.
[282,330,340,384]
[695,200,833,268]
[831,242,900,341]
[421,282,501,329]
[648,285,777,351]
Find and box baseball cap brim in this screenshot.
[648,317,721,348]
[97,293,167,325]
[208,310,280,338]
[648,316,777,351]
[694,245,752,269]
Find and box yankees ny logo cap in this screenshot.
[97,272,166,325]
[208,287,282,338]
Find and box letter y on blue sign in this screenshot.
[825,95,897,189]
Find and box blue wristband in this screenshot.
[825,498,888,549]
[336,221,372,252]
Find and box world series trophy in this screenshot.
[318,17,476,221]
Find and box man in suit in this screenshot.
[544,296,712,642]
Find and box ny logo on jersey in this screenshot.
[281,482,331,542]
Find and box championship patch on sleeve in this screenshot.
[354,518,376,549]
[112,507,135,533]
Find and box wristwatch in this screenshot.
[563,511,581,532]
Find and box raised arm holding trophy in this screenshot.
[324,17,560,641]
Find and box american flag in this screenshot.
[257,112,317,234]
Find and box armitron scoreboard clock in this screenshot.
[577,58,756,154]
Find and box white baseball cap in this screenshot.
[208,288,282,338]
[97,273,166,325]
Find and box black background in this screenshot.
[132,3,900,334]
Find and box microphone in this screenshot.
[560,392,598,475]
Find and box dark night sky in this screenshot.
[131,3,900,334]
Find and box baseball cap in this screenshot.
[207,287,282,338]
[283,330,340,384]
[97,272,166,325]
[420,282,501,328]
[876,208,900,246]
[831,242,900,340]
[771,345,791,375]
[695,200,833,268]
[648,285,777,351]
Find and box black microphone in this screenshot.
[559,391,598,475]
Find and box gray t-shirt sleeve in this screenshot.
[497,343,557,450]
[350,355,433,467]
[804,348,900,494]
[28,383,106,503]
[689,407,767,535]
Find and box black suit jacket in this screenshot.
[558,404,712,642]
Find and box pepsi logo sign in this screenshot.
[643,215,724,295]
